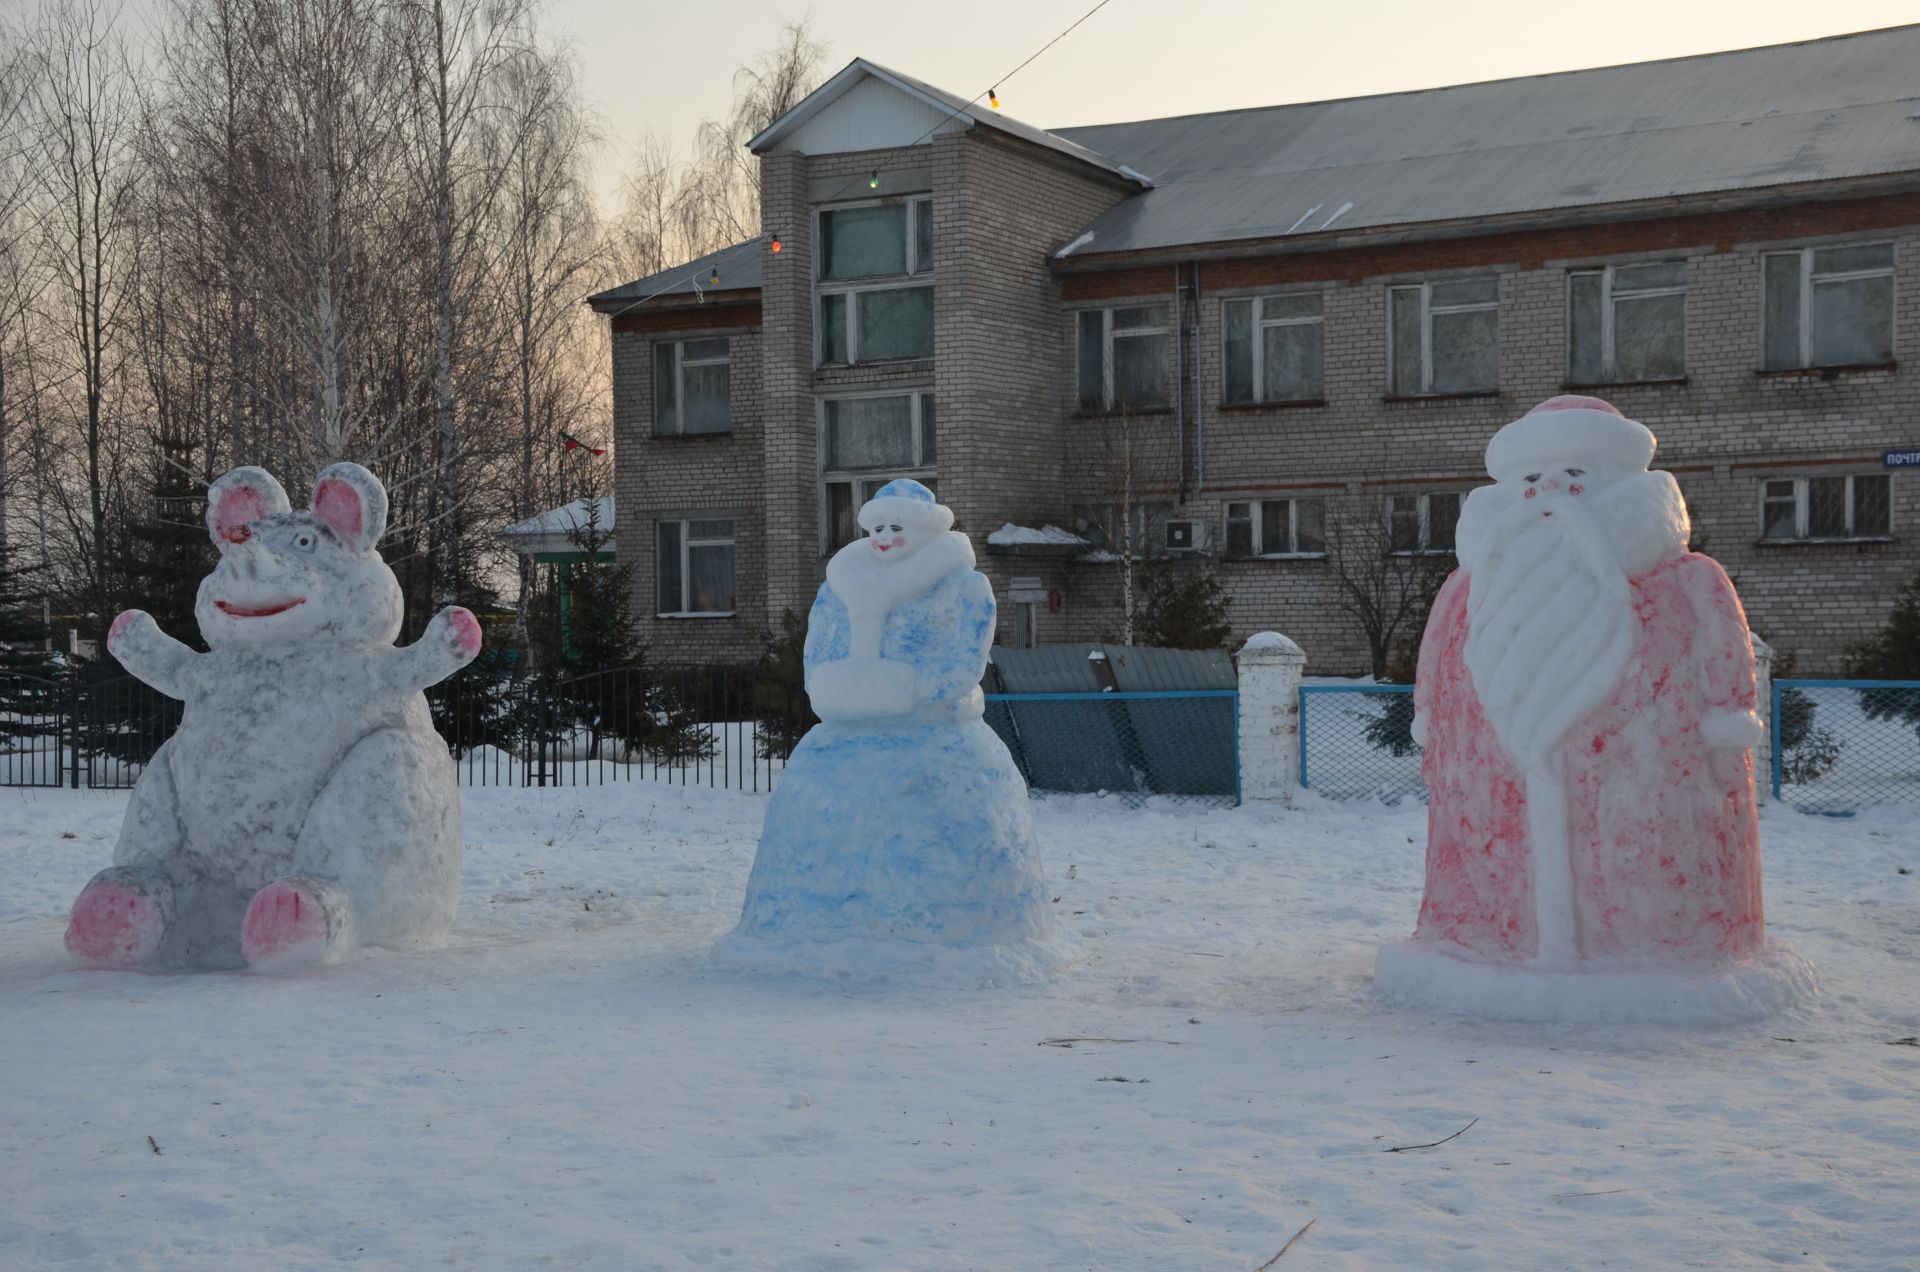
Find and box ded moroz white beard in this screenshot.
[1456,471,1690,770]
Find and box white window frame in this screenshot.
[1387,279,1500,396]
[818,390,937,554]
[1761,243,1897,370]
[655,518,736,618]
[1224,497,1326,558]
[1757,474,1893,543]
[1386,491,1463,555]
[1223,293,1324,404]
[1568,263,1687,383]
[815,196,934,367]
[1079,304,1174,410]
[654,337,731,436]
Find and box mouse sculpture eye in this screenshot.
[294,532,316,551]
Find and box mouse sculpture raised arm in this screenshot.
[65,463,482,972]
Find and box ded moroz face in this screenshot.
[1510,458,1627,518]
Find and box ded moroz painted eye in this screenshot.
[1565,468,1585,478]
[1524,473,1543,483]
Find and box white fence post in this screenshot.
[1237,632,1307,805]
[1750,632,1774,804]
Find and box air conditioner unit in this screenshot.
[1163,519,1210,553]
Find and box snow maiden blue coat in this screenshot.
[714,480,1068,983]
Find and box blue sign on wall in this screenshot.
[1885,451,1920,468]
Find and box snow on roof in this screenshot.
[986,523,1090,548]
[498,497,614,556]
[586,240,762,312]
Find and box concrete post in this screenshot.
[1750,632,1774,804]
[1237,632,1308,805]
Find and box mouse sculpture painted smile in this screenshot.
[64,463,482,972]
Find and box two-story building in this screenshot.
[589,26,1920,673]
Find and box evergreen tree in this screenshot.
[0,538,63,754]
[1131,564,1233,651]
[117,428,213,643]
[752,607,815,760]
[1846,576,1920,742]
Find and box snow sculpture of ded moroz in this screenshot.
[713,480,1067,982]
[63,463,482,972]
[1374,396,1814,1023]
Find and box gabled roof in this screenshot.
[1050,24,1920,260]
[586,240,762,313]
[748,57,1151,188]
[498,497,614,557]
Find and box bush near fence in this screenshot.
[1772,679,1920,814]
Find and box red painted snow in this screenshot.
[65,880,165,966]
[242,880,330,967]
[313,478,363,547]
[1413,554,1763,965]
[446,607,482,656]
[215,486,268,543]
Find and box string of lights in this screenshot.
[601,0,1122,321]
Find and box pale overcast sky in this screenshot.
[558,0,1918,209]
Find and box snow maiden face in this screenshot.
[194,464,404,651]
[1453,396,1691,764]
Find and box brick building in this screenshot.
[589,27,1920,674]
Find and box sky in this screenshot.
[555,0,1920,212]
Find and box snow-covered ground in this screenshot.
[3,783,1917,1271]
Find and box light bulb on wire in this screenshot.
[709,267,720,285]
[988,87,999,110]
[770,234,782,254]
[869,170,879,190]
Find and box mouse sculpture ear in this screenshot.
[310,463,389,555]
[206,467,292,548]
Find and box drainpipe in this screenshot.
[1173,266,1187,504]
[1189,260,1204,497]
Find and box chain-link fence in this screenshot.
[983,690,1239,807]
[1772,679,1920,814]
[1298,685,1425,804]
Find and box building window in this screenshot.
[817,199,933,365]
[1568,263,1686,383]
[1762,244,1895,370]
[656,519,736,615]
[1225,498,1326,557]
[1072,501,1173,557]
[1760,475,1891,542]
[1224,294,1323,403]
[1078,305,1172,410]
[1387,491,1462,554]
[1388,279,1499,395]
[820,392,936,551]
[653,338,731,435]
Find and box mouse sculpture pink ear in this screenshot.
[206,467,292,548]
[311,463,389,555]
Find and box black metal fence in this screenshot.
[0,664,811,792]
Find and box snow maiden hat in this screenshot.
[1484,395,1656,482]
[860,478,954,534]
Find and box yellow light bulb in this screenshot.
[989,87,999,110]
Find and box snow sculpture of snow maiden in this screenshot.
[1374,397,1814,1024]
[713,480,1068,983]
[64,464,482,972]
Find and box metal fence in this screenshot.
[1772,678,1920,814]
[983,689,1240,807]
[0,664,809,793]
[1298,684,1425,804]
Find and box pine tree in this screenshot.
[1847,576,1920,742]
[0,538,63,753]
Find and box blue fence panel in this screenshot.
[983,690,1239,807]
[1771,678,1920,814]
[1298,684,1425,804]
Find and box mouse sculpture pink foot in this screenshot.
[65,463,479,971]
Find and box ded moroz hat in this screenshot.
[1484,395,1657,482]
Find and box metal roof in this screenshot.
[1048,24,1920,259]
[498,496,614,557]
[586,240,762,312]
[749,57,1150,188]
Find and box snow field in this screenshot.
[2,782,1917,1270]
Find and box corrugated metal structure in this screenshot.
[1050,24,1920,259]
[587,240,762,309]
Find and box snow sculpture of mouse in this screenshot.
[64,463,482,972]
[713,480,1068,983]
[1373,397,1814,1023]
